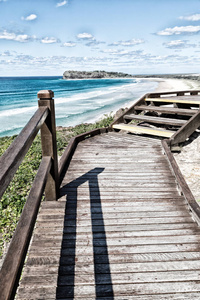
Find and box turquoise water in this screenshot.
[0,76,157,137]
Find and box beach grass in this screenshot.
[0,113,114,257]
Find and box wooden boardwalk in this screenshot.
[16,131,200,299]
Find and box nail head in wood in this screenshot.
[37,90,54,99]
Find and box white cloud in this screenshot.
[56,0,67,7]
[109,39,145,47]
[101,48,143,58]
[21,14,37,21]
[41,37,60,44]
[77,32,94,40]
[163,40,196,49]
[157,25,200,35]
[179,14,200,21]
[63,42,76,47]
[0,0,7,2]
[85,40,105,47]
[0,30,35,42]
[0,50,12,56]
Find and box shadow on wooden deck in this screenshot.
[56,167,114,299]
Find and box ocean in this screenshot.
[0,76,158,137]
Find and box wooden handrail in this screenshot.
[162,139,200,225]
[38,90,59,200]
[0,106,48,199]
[0,90,59,300]
[0,156,52,300]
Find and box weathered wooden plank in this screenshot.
[30,243,200,256]
[124,114,186,126]
[64,216,193,226]
[148,90,200,97]
[146,97,200,104]
[83,134,162,144]
[16,286,56,300]
[38,210,190,221]
[18,269,200,287]
[22,260,200,275]
[26,251,200,265]
[56,293,200,300]
[112,123,175,137]
[44,198,186,208]
[34,229,200,241]
[134,105,198,116]
[66,168,174,173]
[31,234,200,248]
[64,187,179,193]
[56,281,200,297]
[35,222,195,233]
[62,179,177,186]
[39,204,188,214]
[64,182,178,188]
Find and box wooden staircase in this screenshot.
[112,90,200,146]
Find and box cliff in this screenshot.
[63,70,134,79]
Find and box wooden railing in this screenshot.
[0,90,110,300]
[162,139,200,226]
[0,90,58,300]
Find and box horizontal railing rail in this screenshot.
[162,139,200,225]
[148,90,200,97]
[0,156,51,300]
[0,106,48,199]
[0,90,58,300]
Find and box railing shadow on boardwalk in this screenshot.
[56,167,114,299]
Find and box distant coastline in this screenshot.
[63,70,134,80]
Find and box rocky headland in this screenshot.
[63,70,134,79]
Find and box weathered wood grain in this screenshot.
[124,113,186,126]
[146,97,200,105]
[113,123,175,137]
[134,105,198,116]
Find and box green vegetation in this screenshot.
[0,113,114,257]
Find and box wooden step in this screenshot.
[146,97,200,105]
[134,105,198,116]
[112,124,175,138]
[123,114,186,126]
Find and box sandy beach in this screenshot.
[143,77,200,93]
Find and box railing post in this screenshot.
[38,90,59,200]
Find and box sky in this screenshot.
[1,0,200,76]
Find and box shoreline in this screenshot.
[59,77,200,129]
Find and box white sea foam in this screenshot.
[0,106,37,117]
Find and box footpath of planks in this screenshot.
[16,131,200,299]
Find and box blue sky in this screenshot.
[1,0,200,76]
